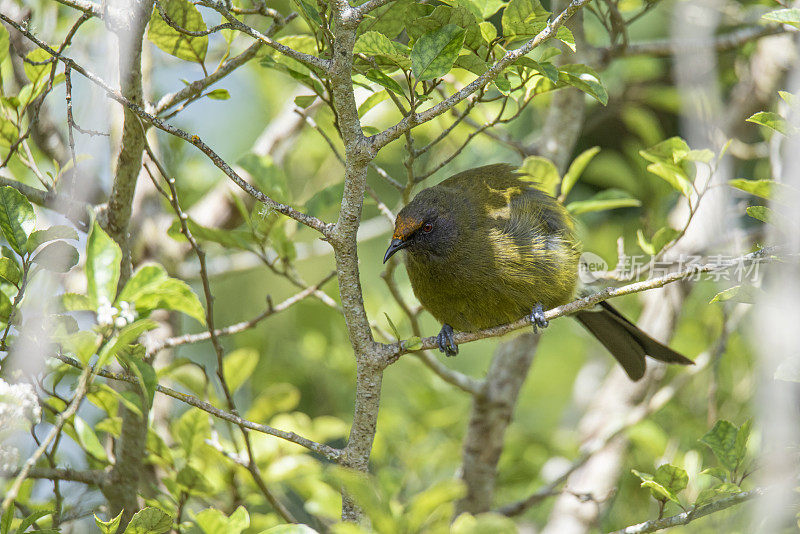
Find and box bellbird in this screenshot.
[382,163,693,381]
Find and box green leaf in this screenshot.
[0,186,35,255]
[728,179,775,200]
[294,94,317,108]
[709,285,758,304]
[147,0,208,63]
[451,511,518,533]
[746,205,774,224]
[195,506,249,534]
[174,408,209,458]
[123,507,172,534]
[566,189,641,215]
[86,222,122,305]
[1,505,11,534]
[17,510,53,533]
[556,26,576,52]
[640,136,691,164]
[167,219,253,251]
[26,224,78,253]
[31,241,79,273]
[261,525,320,533]
[130,358,158,411]
[354,31,411,69]
[174,465,213,495]
[636,229,655,255]
[96,319,159,369]
[558,64,608,105]
[95,512,123,534]
[700,467,728,482]
[61,292,93,312]
[561,146,600,198]
[405,479,466,532]
[358,90,389,117]
[364,69,405,96]
[645,161,692,197]
[502,0,549,41]
[479,21,497,43]
[651,226,679,255]
[24,48,54,88]
[63,330,101,364]
[700,420,741,472]
[0,289,12,323]
[0,258,20,287]
[74,416,109,462]
[206,88,229,100]
[653,464,688,496]
[223,348,259,392]
[779,90,797,107]
[0,117,19,148]
[762,8,800,28]
[747,111,796,136]
[120,264,206,324]
[411,24,466,81]
[518,156,560,197]
[0,25,9,64]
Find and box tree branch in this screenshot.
[0,13,333,237]
[148,271,336,354]
[610,488,766,534]
[51,353,344,462]
[610,25,788,59]
[198,0,331,72]
[0,467,108,486]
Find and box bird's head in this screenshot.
[383,188,464,264]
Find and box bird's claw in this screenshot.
[530,303,549,333]
[437,324,459,357]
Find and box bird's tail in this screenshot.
[575,301,694,381]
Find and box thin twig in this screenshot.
[609,488,766,534]
[0,14,332,237]
[51,352,343,461]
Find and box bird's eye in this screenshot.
[422,222,433,233]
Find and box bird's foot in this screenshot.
[530,303,549,333]
[436,324,459,357]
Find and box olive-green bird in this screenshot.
[382,164,693,381]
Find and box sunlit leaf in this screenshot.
[123,507,172,534]
[561,146,600,199]
[195,506,249,534]
[86,222,121,305]
[762,8,800,28]
[728,178,774,200]
[411,24,466,80]
[0,258,20,287]
[747,111,796,136]
[700,420,741,472]
[566,189,641,215]
[223,348,259,392]
[0,186,35,255]
[26,224,78,253]
[74,416,108,462]
[147,0,208,63]
[95,512,123,534]
[502,0,549,41]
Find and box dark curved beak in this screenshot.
[383,238,409,263]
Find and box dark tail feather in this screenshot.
[575,301,694,381]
